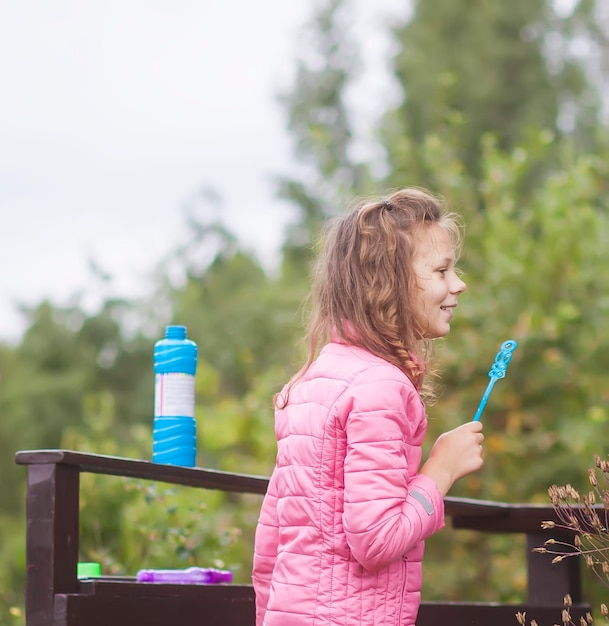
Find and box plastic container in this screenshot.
[136,567,233,584]
[153,325,198,467]
[77,562,102,578]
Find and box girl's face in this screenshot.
[411,223,466,339]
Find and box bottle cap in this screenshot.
[165,325,187,339]
[77,562,102,578]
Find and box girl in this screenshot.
[252,188,484,626]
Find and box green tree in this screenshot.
[0,297,153,512]
[277,0,376,270]
[385,0,602,184]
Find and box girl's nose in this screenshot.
[452,275,466,294]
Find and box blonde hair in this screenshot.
[277,187,463,407]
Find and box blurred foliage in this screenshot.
[2,0,609,624]
[385,0,606,185]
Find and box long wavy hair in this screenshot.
[276,187,463,408]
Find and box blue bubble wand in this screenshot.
[472,340,518,422]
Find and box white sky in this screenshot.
[0,0,404,344]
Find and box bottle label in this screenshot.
[155,373,195,417]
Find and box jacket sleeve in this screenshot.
[341,374,445,572]
[252,470,279,626]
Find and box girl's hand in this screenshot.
[419,421,484,496]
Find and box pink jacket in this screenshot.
[252,341,445,626]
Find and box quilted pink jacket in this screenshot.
[252,341,445,626]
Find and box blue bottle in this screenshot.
[153,325,198,467]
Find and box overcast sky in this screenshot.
[0,0,403,344]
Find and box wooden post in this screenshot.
[526,531,582,604]
[25,462,79,626]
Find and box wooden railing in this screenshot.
[15,449,591,626]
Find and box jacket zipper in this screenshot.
[397,554,407,624]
